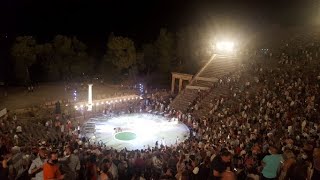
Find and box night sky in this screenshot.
[2,0,319,45]
[0,0,319,83]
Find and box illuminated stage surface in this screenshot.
[87,113,190,150]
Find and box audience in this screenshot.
[1,34,320,180]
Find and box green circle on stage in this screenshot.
[115,132,137,141]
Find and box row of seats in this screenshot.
[171,89,199,112]
[197,57,237,78]
[171,56,239,112]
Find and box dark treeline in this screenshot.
[3,27,220,86]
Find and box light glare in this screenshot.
[216,41,234,52]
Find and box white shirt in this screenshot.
[28,156,46,180]
[16,126,22,133]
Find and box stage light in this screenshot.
[80,104,84,108]
[216,41,234,52]
[74,105,78,109]
[88,84,93,111]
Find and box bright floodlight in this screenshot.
[216,41,234,52]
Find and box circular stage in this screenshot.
[86,113,190,150]
[115,132,137,141]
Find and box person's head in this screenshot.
[101,163,110,174]
[313,148,320,159]
[39,147,47,159]
[165,168,172,176]
[178,154,185,163]
[89,154,96,163]
[268,146,278,154]
[103,159,111,168]
[48,151,58,164]
[283,150,295,160]
[221,151,232,163]
[64,146,72,156]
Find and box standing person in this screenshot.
[86,154,98,180]
[102,159,118,180]
[211,150,232,180]
[99,165,113,180]
[278,150,296,180]
[312,148,320,180]
[43,151,64,180]
[176,154,186,180]
[28,147,47,180]
[60,147,80,180]
[0,154,10,180]
[261,146,283,180]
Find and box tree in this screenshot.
[71,52,94,77]
[142,43,157,75]
[176,28,189,72]
[11,36,37,83]
[36,43,54,68]
[35,43,58,80]
[106,35,136,71]
[69,37,92,77]
[52,35,72,79]
[52,35,89,80]
[154,28,176,73]
[176,26,203,73]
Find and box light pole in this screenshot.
[88,84,93,111]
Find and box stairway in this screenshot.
[170,54,239,112]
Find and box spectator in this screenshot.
[261,146,283,180]
[59,146,80,180]
[0,155,10,180]
[312,148,320,180]
[211,150,232,179]
[99,164,113,180]
[278,150,296,180]
[102,159,118,180]
[86,154,98,180]
[28,147,47,180]
[43,151,64,180]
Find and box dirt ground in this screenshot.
[0,82,136,110]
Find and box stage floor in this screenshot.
[85,113,190,150]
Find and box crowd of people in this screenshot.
[1,36,320,180]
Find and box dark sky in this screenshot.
[0,0,318,82]
[1,0,319,45]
